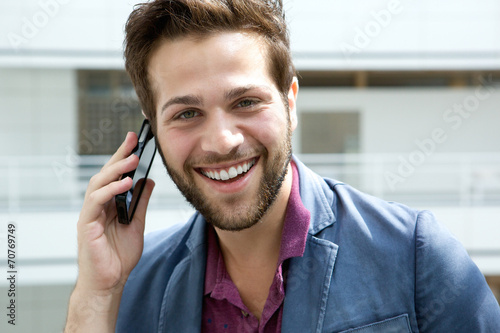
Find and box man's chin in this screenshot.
[197,200,264,232]
[208,219,260,232]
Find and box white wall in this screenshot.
[1,0,499,70]
[287,0,500,70]
[286,0,500,53]
[0,0,124,50]
[0,0,135,68]
[297,85,500,154]
[0,68,77,156]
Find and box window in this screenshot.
[78,70,144,155]
[300,112,360,154]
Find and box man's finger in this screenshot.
[79,177,133,226]
[132,178,155,226]
[85,154,139,197]
[102,132,138,170]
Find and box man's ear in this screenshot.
[287,77,299,131]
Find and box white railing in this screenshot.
[1,153,500,213]
[298,153,500,207]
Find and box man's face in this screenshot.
[148,32,297,231]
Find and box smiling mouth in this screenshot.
[199,158,256,181]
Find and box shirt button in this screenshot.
[241,310,249,317]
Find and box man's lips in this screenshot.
[198,158,257,181]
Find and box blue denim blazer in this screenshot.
[116,156,500,332]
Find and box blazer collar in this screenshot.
[293,155,337,235]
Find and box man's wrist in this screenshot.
[65,284,124,333]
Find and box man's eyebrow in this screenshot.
[224,85,272,101]
[161,95,203,114]
[161,85,272,114]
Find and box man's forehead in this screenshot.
[147,31,275,105]
[147,30,269,78]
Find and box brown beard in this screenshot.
[156,121,293,231]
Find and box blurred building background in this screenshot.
[1,0,500,331]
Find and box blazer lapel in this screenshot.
[282,234,338,333]
[158,216,207,333]
[281,157,339,332]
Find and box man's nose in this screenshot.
[200,112,244,155]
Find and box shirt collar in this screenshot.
[277,160,311,265]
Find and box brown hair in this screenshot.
[123,0,295,132]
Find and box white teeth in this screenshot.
[201,158,256,181]
[220,170,229,181]
[228,167,237,178]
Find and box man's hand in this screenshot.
[65,132,155,332]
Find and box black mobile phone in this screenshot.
[116,119,156,224]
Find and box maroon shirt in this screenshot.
[202,162,311,332]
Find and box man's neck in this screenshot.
[213,163,293,319]
[214,162,293,270]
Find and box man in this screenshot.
[65,0,500,332]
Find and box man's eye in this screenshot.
[178,110,199,119]
[237,99,257,108]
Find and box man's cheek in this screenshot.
[253,118,282,145]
